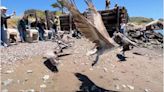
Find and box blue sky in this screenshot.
[1,0,163,20]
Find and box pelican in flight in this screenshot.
[59,0,137,65]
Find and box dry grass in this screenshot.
[7,16,20,28]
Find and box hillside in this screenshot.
[129,17,154,25]
[7,11,163,29]
[7,16,20,28]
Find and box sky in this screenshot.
[1,0,163,20]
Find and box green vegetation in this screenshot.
[158,18,164,22]
[8,9,63,28]
[53,11,63,16]
[8,16,20,28]
[129,17,154,25]
[51,0,65,14]
[24,9,45,19]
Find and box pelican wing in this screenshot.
[60,0,118,49]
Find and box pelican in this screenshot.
[60,0,137,65]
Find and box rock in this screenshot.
[2,89,8,92]
[144,89,151,92]
[127,85,134,90]
[25,78,29,82]
[85,63,89,65]
[26,89,35,92]
[115,84,120,90]
[40,84,47,88]
[89,68,93,71]
[122,84,126,88]
[27,70,33,73]
[4,70,14,74]
[42,75,50,81]
[2,79,13,86]
[17,80,20,84]
[144,89,149,92]
[73,61,77,64]
[113,78,119,81]
[103,67,108,72]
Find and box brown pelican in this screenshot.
[60,0,137,65]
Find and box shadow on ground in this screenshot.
[43,58,59,72]
[75,73,118,92]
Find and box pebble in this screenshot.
[42,75,50,81]
[26,89,35,92]
[103,67,108,72]
[5,70,14,74]
[85,63,89,65]
[89,68,93,71]
[27,70,33,73]
[127,85,134,90]
[2,79,13,86]
[40,84,47,88]
[144,89,151,92]
[73,61,77,64]
[1,41,57,65]
[17,80,20,84]
[25,78,29,82]
[122,84,126,88]
[115,84,120,90]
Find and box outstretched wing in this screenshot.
[60,0,118,49]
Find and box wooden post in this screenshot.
[117,7,120,30]
[69,13,72,32]
[45,10,51,30]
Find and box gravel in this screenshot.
[0,41,57,65]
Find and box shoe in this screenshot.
[3,43,8,47]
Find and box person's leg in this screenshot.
[22,31,26,42]
[19,30,25,42]
[42,31,45,40]
[48,32,52,39]
[1,27,8,46]
[119,29,124,34]
[51,29,57,40]
[39,32,43,41]
[0,27,4,46]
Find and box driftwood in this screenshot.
[126,20,163,47]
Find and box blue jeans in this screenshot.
[38,30,45,41]
[18,29,26,42]
[52,29,57,38]
[120,29,124,34]
[1,26,8,46]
